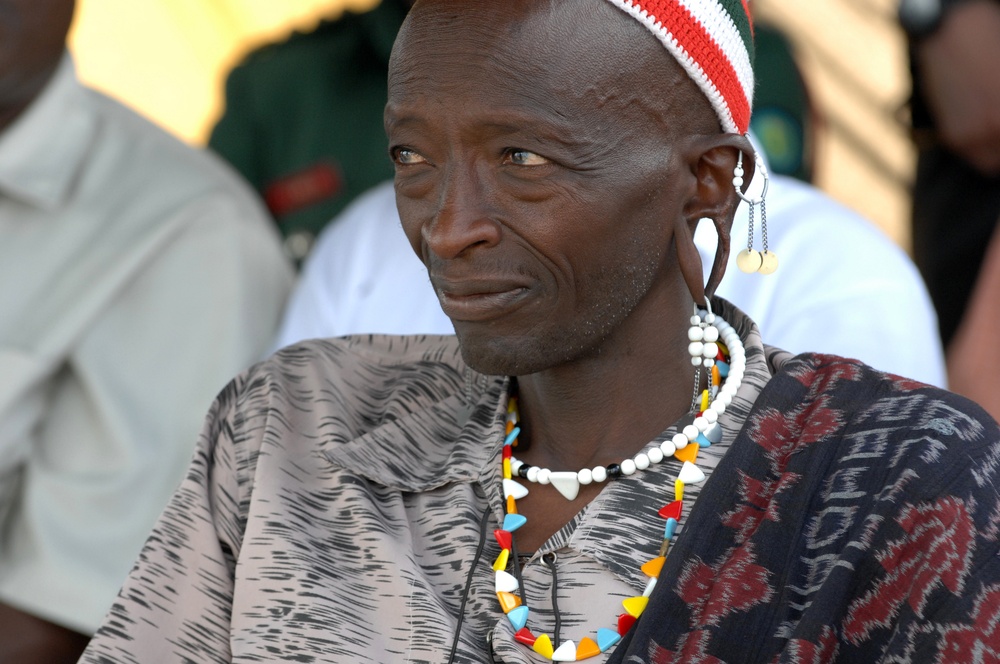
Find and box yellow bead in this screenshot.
[622,596,649,618]
[493,548,510,571]
[675,480,684,501]
[503,458,512,480]
[497,591,522,613]
[533,633,554,658]
[700,389,709,412]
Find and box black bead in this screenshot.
[606,463,622,479]
[517,464,532,478]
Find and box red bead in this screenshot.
[618,613,637,636]
[494,529,512,551]
[658,500,683,521]
[514,628,537,646]
[502,446,512,459]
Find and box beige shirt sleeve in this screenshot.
[0,193,292,634]
[0,56,294,634]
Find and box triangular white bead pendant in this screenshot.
[551,640,577,661]
[495,570,519,593]
[549,471,581,500]
[678,461,706,484]
[502,479,529,500]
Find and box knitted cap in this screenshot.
[603,0,755,134]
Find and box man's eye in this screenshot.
[393,148,427,165]
[505,149,549,166]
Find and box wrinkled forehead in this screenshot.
[390,0,637,95]
[389,0,749,138]
[389,0,703,132]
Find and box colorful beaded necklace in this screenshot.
[489,312,745,661]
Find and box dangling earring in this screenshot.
[734,147,778,275]
[688,300,720,368]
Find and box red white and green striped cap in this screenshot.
[603,0,755,134]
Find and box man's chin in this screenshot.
[455,331,541,378]
[454,325,585,378]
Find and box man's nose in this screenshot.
[423,163,501,260]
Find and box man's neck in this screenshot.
[512,295,697,474]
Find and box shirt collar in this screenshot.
[0,53,95,209]
[323,368,510,492]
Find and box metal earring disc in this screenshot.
[758,250,779,275]
[736,248,763,273]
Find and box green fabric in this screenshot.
[750,22,814,182]
[717,0,755,64]
[208,0,410,253]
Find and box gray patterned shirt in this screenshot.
[82,300,771,663]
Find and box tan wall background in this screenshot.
[68,0,377,142]
[69,0,916,248]
[755,0,915,249]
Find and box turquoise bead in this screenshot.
[596,628,621,652]
[663,517,678,540]
[696,432,712,447]
[716,361,730,377]
[503,513,528,532]
[507,605,529,631]
[504,427,521,447]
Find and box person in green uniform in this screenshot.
[209,0,412,262]
[749,21,815,184]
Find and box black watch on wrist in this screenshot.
[898,0,948,38]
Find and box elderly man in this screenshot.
[83,2,999,663]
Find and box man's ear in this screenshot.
[675,133,755,304]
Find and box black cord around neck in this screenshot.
[446,507,493,664]
[542,553,562,646]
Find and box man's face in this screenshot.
[387,0,703,376]
[0,0,75,111]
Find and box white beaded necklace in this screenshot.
[508,311,745,501]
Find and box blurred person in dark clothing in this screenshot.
[901,0,1000,347]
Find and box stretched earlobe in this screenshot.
[677,134,754,303]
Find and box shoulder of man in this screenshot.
[204,335,469,475]
[260,334,467,409]
[766,351,999,486]
[78,83,280,236]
